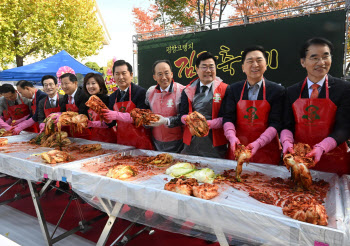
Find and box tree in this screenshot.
[132,1,328,34]
[132,4,163,34]
[0,0,104,67]
[85,61,103,73]
[133,1,237,33]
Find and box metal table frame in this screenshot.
[0,175,106,246]
[95,197,229,246]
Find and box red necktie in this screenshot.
[310,84,320,99]
[68,95,73,104]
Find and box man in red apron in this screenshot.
[12,80,47,134]
[37,75,64,133]
[145,60,185,153]
[59,73,91,139]
[101,60,153,149]
[179,52,228,158]
[222,46,285,165]
[0,84,32,131]
[281,37,350,176]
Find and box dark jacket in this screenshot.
[60,86,89,115]
[31,89,47,122]
[283,74,350,145]
[108,83,148,110]
[222,79,285,132]
[37,94,65,123]
[107,83,148,127]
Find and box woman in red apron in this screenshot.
[228,79,281,165]
[291,76,349,175]
[112,86,154,149]
[147,80,184,152]
[83,73,117,143]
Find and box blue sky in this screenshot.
[84,0,150,68]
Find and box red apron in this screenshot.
[231,79,281,165]
[183,77,228,146]
[27,90,39,133]
[3,92,35,132]
[66,100,91,140]
[43,95,61,117]
[113,86,153,149]
[88,108,117,143]
[148,81,183,142]
[293,76,349,175]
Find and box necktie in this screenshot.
[68,95,73,104]
[120,90,126,101]
[201,85,208,94]
[310,84,320,99]
[50,99,55,107]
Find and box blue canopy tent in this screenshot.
[0,50,101,84]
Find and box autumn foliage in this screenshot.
[132,5,163,34]
[132,0,340,37]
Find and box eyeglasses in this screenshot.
[308,55,332,63]
[43,83,56,88]
[199,66,216,71]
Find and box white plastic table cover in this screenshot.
[340,175,350,244]
[0,134,134,182]
[60,149,346,246]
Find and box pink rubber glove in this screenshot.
[223,122,240,153]
[306,137,337,164]
[39,123,45,134]
[12,114,30,126]
[51,112,62,124]
[207,117,223,129]
[87,120,108,128]
[181,115,188,125]
[0,118,12,131]
[101,109,133,123]
[280,129,295,155]
[247,127,277,157]
[12,118,35,135]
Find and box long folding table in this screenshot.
[55,149,348,246]
[0,133,134,246]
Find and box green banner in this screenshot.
[137,10,346,89]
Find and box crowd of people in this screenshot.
[0,37,349,176]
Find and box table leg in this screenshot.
[96,199,123,246]
[214,228,229,246]
[27,179,52,246]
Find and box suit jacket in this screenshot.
[283,74,350,144]
[60,86,89,115]
[222,79,285,132]
[107,83,148,127]
[37,94,65,123]
[31,89,47,122]
[108,83,148,110]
